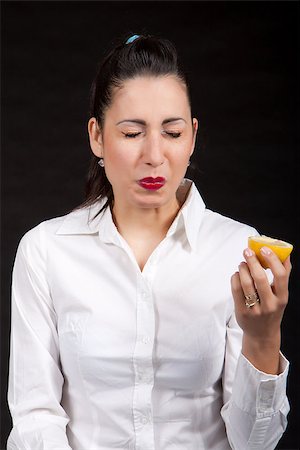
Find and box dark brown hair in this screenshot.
[81,33,192,213]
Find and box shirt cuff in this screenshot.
[231,352,289,418]
[7,415,72,450]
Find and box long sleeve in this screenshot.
[6,182,292,449]
[7,224,72,450]
[221,313,289,450]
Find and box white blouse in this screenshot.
[8,180,289,450]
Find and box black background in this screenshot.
[1,1,299,449]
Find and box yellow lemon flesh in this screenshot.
[248,235,293,269]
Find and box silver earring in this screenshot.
[98,158,105,167]
[187,160,191,167]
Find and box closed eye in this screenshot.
[123,131,182,138]
[123,132,141,138]
[166,132,181,138]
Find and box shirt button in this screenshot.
[141,336,150,344]
[141,416,149,425]
[138,372,151,383]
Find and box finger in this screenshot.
[238,262,257,297]
[243,248,273,304]
[231,271,259,315]
[283,255,292,275]
[260,247,290,301]
[231,271,245,314]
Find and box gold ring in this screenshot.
[244,291,260,308]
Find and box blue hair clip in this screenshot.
[125,35,140,45]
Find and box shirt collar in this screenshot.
[166,179,206,250]
[56,179,206,250]
[55,201,107,235]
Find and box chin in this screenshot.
[132,191,171,209]
[134,198,164,209]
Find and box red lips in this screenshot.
[138,177,166,191]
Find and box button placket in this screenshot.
[132,273,156,449]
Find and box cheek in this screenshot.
[114,152,137,168]
[103,136,122,164]
[104,143,137,183]
[169,143,192,166]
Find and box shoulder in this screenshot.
[203,208,258,237]
[183,182,259,253]
[199,208,258,264]
[189,182,258,241]
[17,205,97,255]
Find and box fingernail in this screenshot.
[261,246,272,256]
[244,248,254,257]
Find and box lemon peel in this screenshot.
[248,235,293,269]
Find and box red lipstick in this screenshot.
[138,177,166,191]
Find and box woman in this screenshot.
[8,34,290,450]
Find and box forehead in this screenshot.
[108,75,190,118]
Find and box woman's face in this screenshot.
[89,75,198,212]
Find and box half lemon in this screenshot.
[248,235,293,269]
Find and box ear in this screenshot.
[190,118,198,157]
[88,117,103,158]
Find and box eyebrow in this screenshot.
[116,117,186,126]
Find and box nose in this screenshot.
[142,132,164,167]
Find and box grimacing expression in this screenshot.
[89,75,198,211]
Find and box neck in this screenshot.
[110,184,191,272]
[112,197,180,239]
